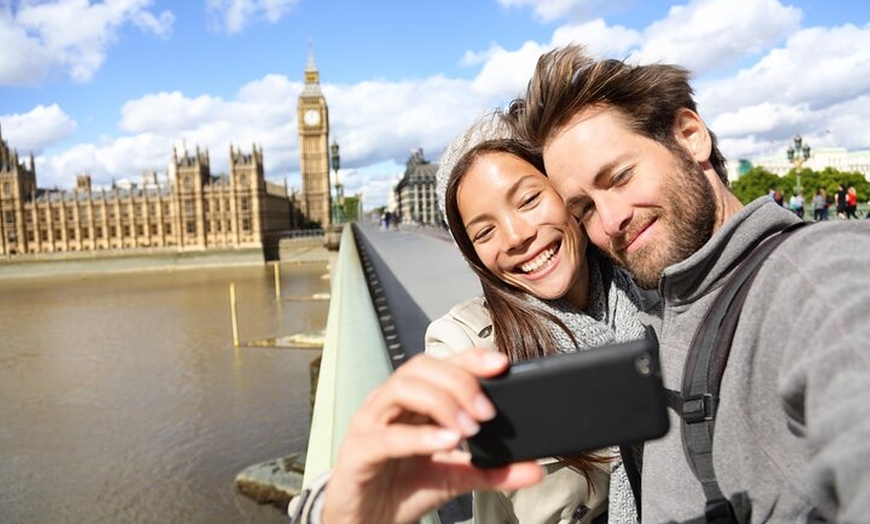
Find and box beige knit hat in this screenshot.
[435,110,515,221]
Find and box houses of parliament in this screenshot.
[0,51,334,261]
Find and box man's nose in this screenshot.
[596,195,632,237]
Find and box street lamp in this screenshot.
[786,134,811,193]
[330,140,342,224]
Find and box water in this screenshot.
[0,263,330,523]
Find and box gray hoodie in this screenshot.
[641,197,870,522]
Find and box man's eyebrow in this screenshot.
[592,158,622,187]
[562,158,621,210]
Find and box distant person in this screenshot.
[773,188,784,207]
[788,191,804,219]
[812,188,828,221]
[846,185,859,219]
[836,183,848,219]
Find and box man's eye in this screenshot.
[520,191,541,207]
[570,202,594,221]
[612,168,633,187]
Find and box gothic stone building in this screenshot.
[0,127,301,259]
[394,148,439,226]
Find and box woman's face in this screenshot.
[457,151,586,301]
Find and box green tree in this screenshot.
[730,166,781,204]
[341,195,361,222]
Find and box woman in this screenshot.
[423,110,652,524]
[289,111,652,524]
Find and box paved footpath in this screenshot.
[354,221,481,330]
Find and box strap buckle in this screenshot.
[684,393,717,423]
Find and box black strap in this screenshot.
[680,221,808,523]
[619,444,643,520]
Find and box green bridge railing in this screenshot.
[300,224,441,524]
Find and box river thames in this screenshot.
[0,262,329,523]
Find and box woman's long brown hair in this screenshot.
[443,134,612,482]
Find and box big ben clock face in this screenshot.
[303,109,321,127]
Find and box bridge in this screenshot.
[303,221,481,523]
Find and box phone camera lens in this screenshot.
[635,353,652,375]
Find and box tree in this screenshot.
[731,166,869,207]
[730,167,781,204]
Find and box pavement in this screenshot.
[354,222,481,320]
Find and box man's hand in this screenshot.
[322,349,544,524]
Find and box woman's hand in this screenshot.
[322,348,544,524]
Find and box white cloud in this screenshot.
[549,18,641,56]
[5,0,869,211]
[0,0,174,85]
[633,0,801,75]
[17,71,493,204]
[696,22,870,160]
[0,104,77,152]
[35,131,170,189]
[496,0,632,23]
[205,0,299,34]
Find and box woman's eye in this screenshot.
[472,226,494,242]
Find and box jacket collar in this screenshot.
[659,197,801,306]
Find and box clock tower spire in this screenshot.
[297,42,331,228]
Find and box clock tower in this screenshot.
[297,46,332,228]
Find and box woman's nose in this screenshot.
[503,216,535,251]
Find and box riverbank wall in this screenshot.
[0,235,332,280]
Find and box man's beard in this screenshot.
[609,151,716,289]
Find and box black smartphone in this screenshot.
[466,333,669,468]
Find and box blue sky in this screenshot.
[1,0,868,210]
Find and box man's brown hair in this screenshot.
[514,44,728,185]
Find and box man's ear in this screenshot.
[673,108,712,163]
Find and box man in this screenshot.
[293,46,870,524]
[515,45,870,522]
[834,183,847,219]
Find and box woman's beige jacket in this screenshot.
[425,296,611,524]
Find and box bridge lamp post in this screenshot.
[330,140,342,224]
[786,134,811,194]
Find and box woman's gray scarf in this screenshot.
[524,249,647,349]
[525,250,645,524]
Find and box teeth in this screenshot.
[521,246,557,273]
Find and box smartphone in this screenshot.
[466,333,669,468]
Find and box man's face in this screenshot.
[542,106,715,288]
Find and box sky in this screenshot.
[1,0,868,210]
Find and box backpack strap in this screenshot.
[679,221,809,524]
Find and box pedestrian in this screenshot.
[812,189,827,221]
[836,183,848,219]
[773,188,784,207]
[788,191,804,219]
[846,185,859,219]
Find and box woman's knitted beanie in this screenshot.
[435,111,514,222]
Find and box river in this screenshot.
[0,262,329,523]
